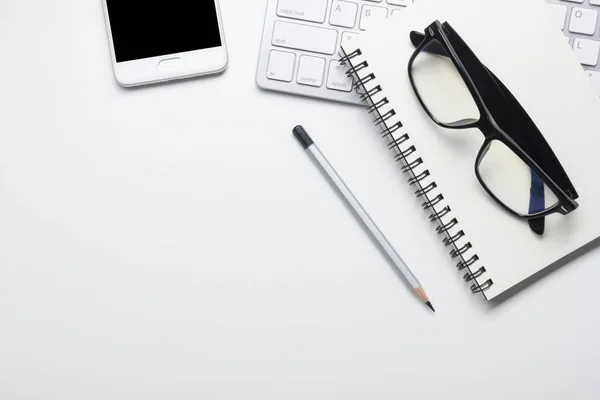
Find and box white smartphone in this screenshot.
[102,0,228,87]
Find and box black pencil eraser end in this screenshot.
[293,125,314,150]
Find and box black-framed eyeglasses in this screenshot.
[407,21,579,230]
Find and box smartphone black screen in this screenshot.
[106,1,222,63]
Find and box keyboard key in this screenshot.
[360,5,389,30]
[341,31,359,49]
[587,71,600,91]
[387,0,412,5]
[276,0,328,24]
[573,38,600,66]
[330,1,358,28]
[569,7,598,35]
[267,50,296,82]
[272,21,338,55]
[297,55,326,87]
[547,4,568,30]
[591,0,600,6]
[327,60,353,92]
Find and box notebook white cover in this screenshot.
[342,0,600,299]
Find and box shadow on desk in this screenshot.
[487,237,600,307]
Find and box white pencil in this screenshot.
[293,125,434,312]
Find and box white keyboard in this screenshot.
[548,0,600,92]
[256,0,600,105]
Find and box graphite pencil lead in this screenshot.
[426,301,435,312]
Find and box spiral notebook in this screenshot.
[341,0,600,300]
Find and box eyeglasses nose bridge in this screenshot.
[476,117,501,140]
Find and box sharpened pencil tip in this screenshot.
[414,287,434,313]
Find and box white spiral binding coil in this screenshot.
[340,49,493,295]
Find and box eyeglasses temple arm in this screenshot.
[528,171,546,235]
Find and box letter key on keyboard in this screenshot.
[569,7,598,35]
[330,0,359,28]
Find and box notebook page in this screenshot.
[343,0,600,299]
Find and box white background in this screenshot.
[0,1,599,399]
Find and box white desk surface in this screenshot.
[1,1,599,399]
